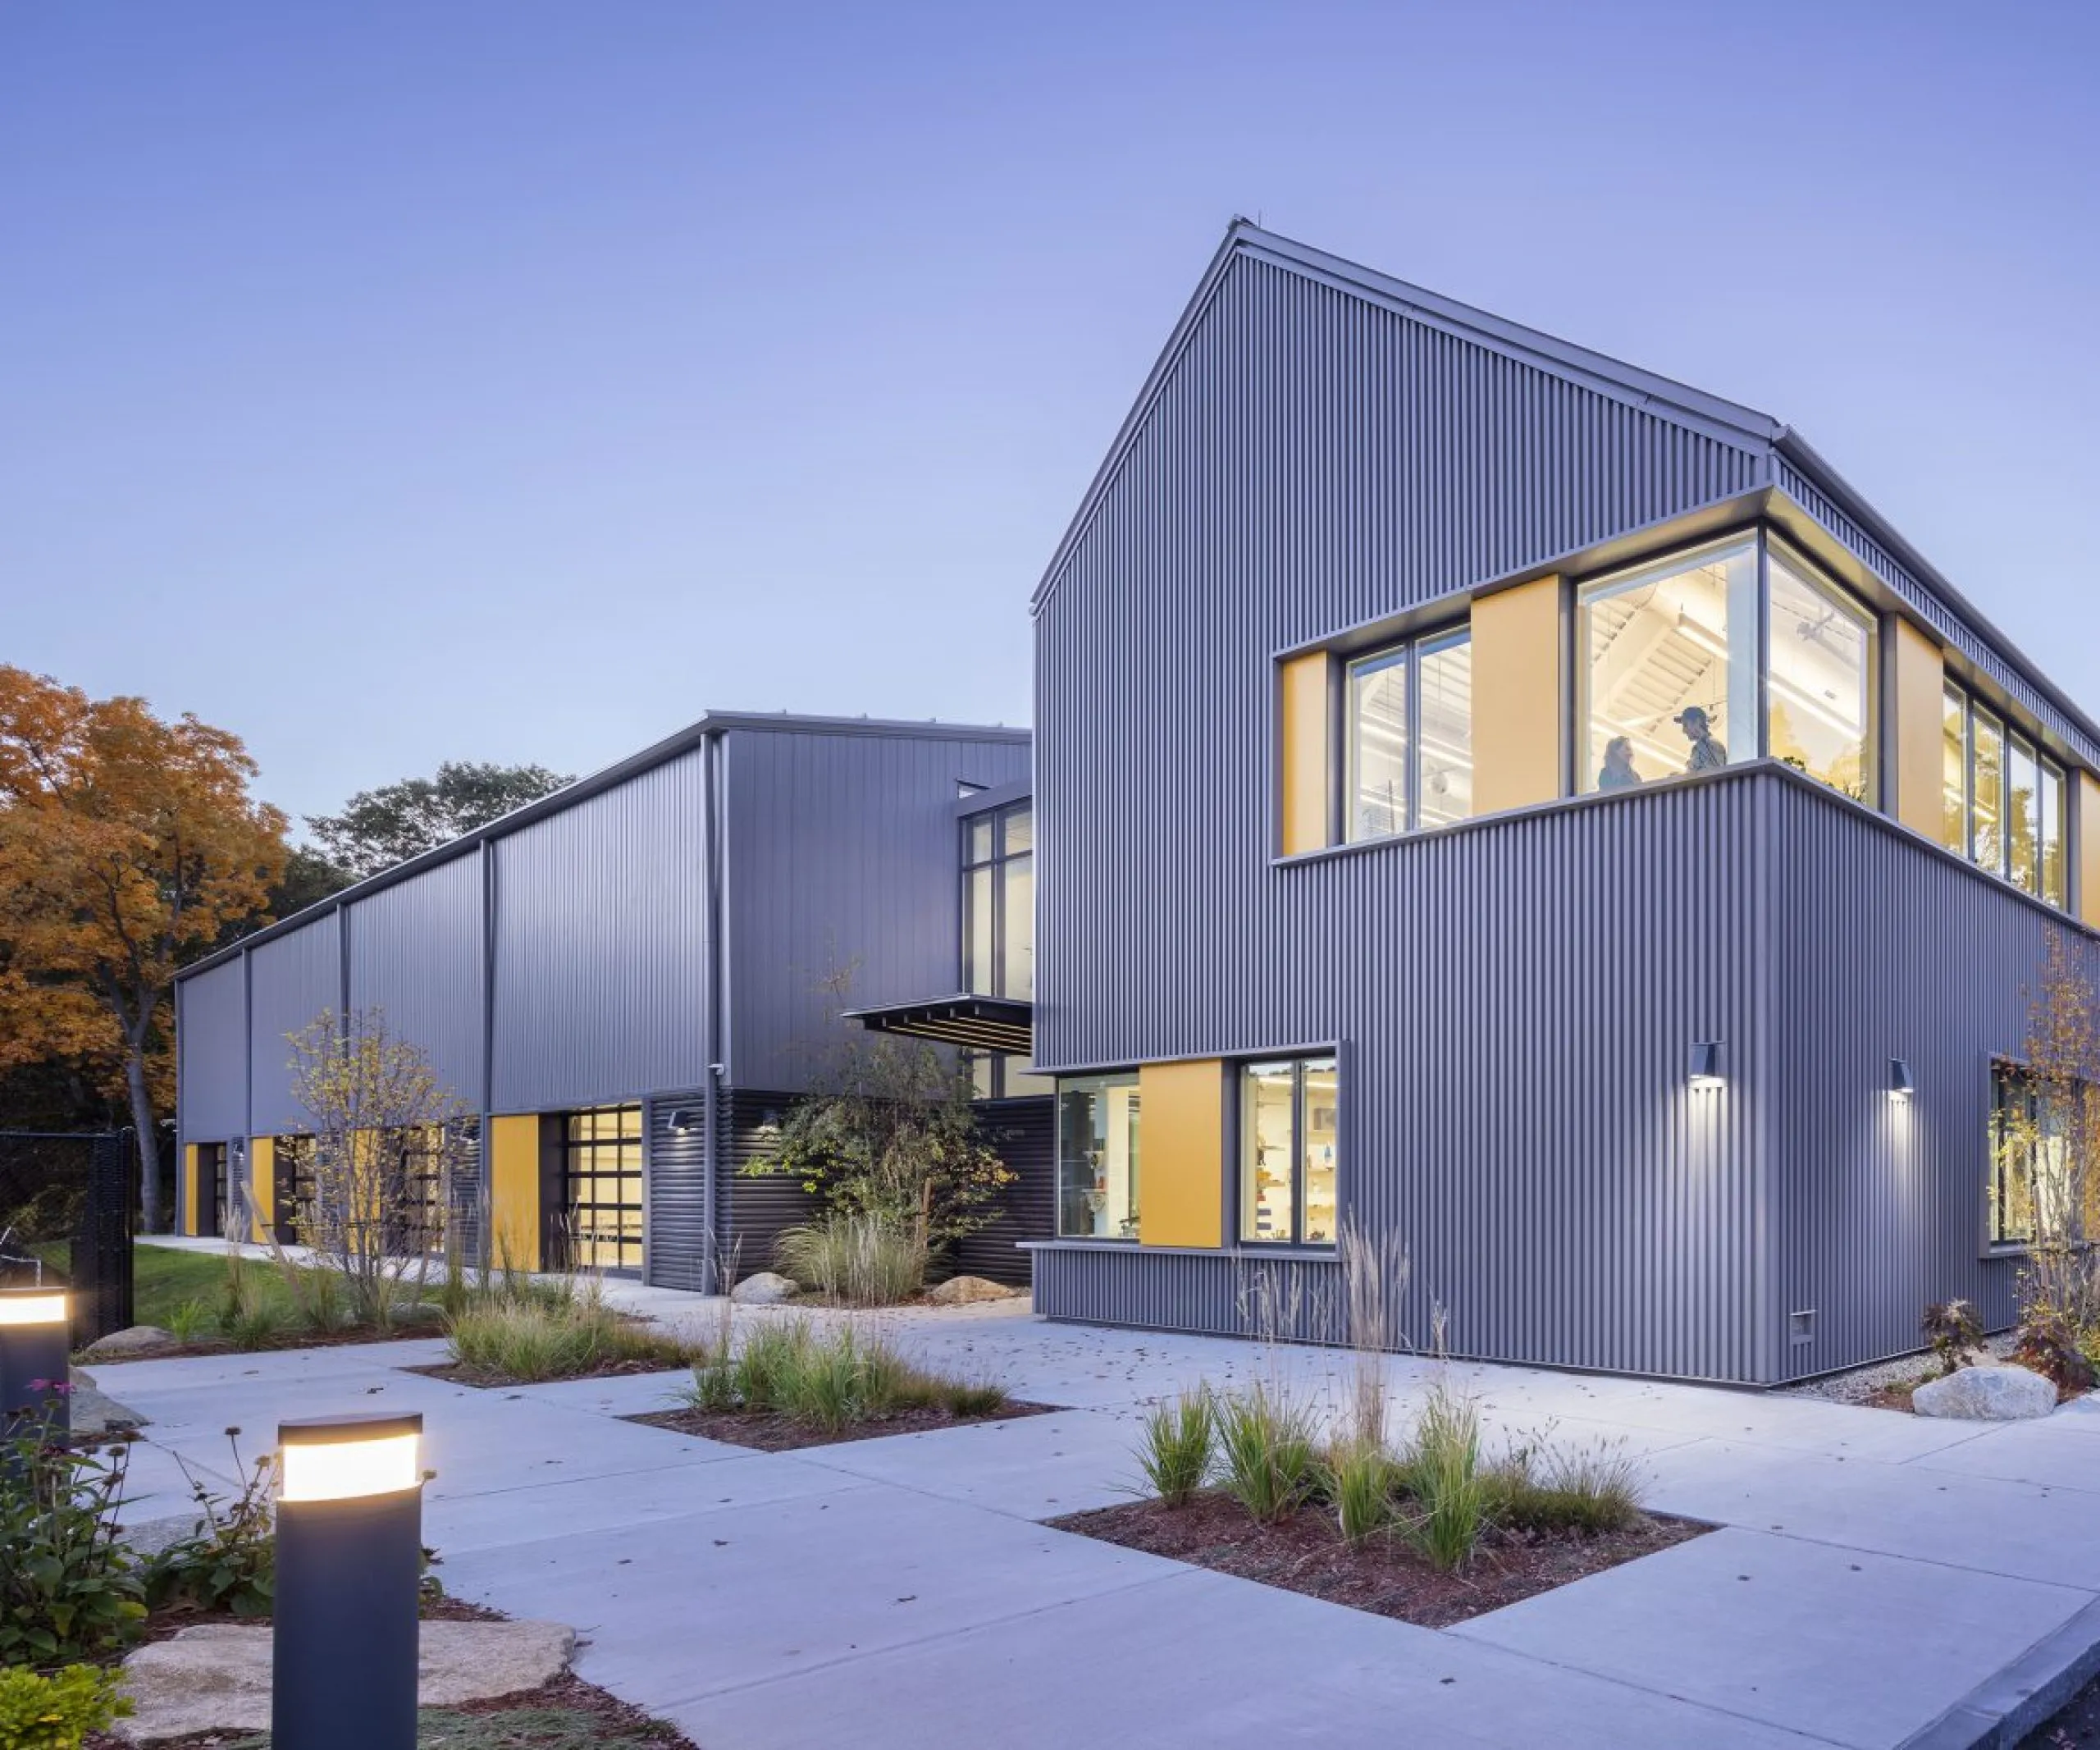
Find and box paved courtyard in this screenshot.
[90,1292,2100,1748]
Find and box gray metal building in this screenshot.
[1025,223,2100,1384]
[173,712,1034,1291]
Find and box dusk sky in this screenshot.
[5,2,2096,825]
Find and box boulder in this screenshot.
[1913,1363,2057,1421]
[80,1325,177,1361]
[116,1619,574,1743]
[731,1270,801,1305]
[926,1275,1022,1306]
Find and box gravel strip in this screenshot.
[1777,1335,2016,1405]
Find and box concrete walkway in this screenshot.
[91,1286,2100,1748]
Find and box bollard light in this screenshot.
[0,1286,71,1442]
[273,1411,425,1750]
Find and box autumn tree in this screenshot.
[0,668,286,1229]
[308,760,571,879]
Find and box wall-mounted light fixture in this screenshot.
[1889,1059,1915,1102]
[1687,1040,1723,1090]
[666,1108,699,1133]
[757,1108,784,1134]
[0,1287,71,1441]
[275,1411,426,1750]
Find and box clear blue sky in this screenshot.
[5,2,2096,824]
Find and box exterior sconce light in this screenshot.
[1889,1059,1915,1102]
[0,1287,71,1440]
[275,1411,426,1750]
[1687,1041,1723,1091]
[666,1108,698,1133]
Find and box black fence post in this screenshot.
[70,1131,134,1347]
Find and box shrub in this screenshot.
[684,1319,1002,1434]
[1922,1300,1984,1377]
[1399,1384,1490,1572]
[1488,1428,1642,1535]
[0,1423,146,1667]
[445,1284,691,1383]
[1326,1437,1401,1547]
[775,1212,926,1306]
[143,1430,277,1618]
[1134,1390,1215,1509]
[0,1663,131,1749]
[1215,1383,1320,1524]
[2014,1307,2096,1399]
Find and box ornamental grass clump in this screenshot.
[1325,1437,1402,1547]
[1215,1382,1321,1524]
[445,1282,691,1382]
[1486,1426,1642,1536]
[1399,1383,1491,1573]
[683,1318,1006,1435]
[1134,1389,1216,1508]
[775,1212,927,1307]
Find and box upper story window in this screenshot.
[963,801,1033,998]
[1942,681,2066,907]
[1766,541,1876,802]
[1345,628,1472,842]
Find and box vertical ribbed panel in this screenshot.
[491,749,710,1112]
[345,851,485,1113]
[953,1094,1054,1286]
[1774,459,2098,768]
[248,913,342,1135]
[722,729,1029,1090]
[1769,778,2080,1378]
[176,959,248,1140]
[644,1088,711,1293]
[715,1089,815,1282]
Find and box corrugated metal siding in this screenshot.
[722,729,1029,1091]
[491,749,710,1112]
[247,913,342,1135]
[176,958,248,1140]
[346,851,485,1113]
[1774,459,2100,769]
[717,1090,813,1282]
[953,1095,1053,1286]
[1769,779,2080,1378]
[644,1087,713,1293]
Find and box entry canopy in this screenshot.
[842,994,1034,1057]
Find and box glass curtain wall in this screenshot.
[1056,1074,1141,1239]
[1344,629,1473,842]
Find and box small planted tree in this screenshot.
[282,1008,473,1331]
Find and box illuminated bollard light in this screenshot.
[273,1411,426,1750]
[0,1287,71,1442]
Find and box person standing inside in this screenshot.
[1673,706,1728,773]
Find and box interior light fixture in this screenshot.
[1889,1059,1915,1102]
[1688,1040,1723,1090]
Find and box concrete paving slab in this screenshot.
[1907,1418,2100,1493]
[500,1368,699,1417]
[434,1479,1191,1712]
[424,1451,846,1556]
[1451,1525,2089,1748]
[78,1336,452,1395]
[678,1560,1825,1750]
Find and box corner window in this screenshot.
[1237,1056,1338,1245]
[1990,1061,2071,1248]
[1766,542,1876,804]
[1344,629,1472,842]
[962,801,1033,998]
[1577,539,1759,793]
[1942,681,2068,909]
[1056,1074,1140,1239]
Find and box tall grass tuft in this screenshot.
[1488,1425,1643,1535]
[1215,1382,1320,1524]
[682,1318,1007,1436]
[1399,1382,1490,1571]
[1336,1222,1409,1450]
[775,1213,926,1306]
[1326,1437,1400,1547]
[446,1281,692,1382]
[1135,1389,1216,1508]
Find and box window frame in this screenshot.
[1985,1057,2079,1254]
[1054,1071,1142,1241]
[561,1103,645,1274]
[1233,1053,1340,1250]
[1941,679,2070,912]
[1343,622,1472,844]
[1763,536,1879,806]
[961,799,1033,998]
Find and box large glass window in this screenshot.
[1345,629,1472,842]
[564,1104,643,1273]
[1237,1056,1339,1245]
[1056,1074,1140,1239]
[962,801,1033,998]
[1990,1061,2072,1248]
[274,1135,316,1245]
[1578,539,1759,793]
[1766,543,1876,803]
[1942,681,2068,909]
[198,1142,228,1238]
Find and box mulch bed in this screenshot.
[1863,1378,1924,1413]
[1048,1489,1708,1629]
[404,1356,692,1389]
[627,1397,1059,1452]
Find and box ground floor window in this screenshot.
[1238,1057,1339,1245]
[1057,1075,1140,1239]
[564,1105,643,1272]
[197,1143,228,1237]
[380,1127,449,1257]
[1990,1060,2072,1248]
[274,1135,317,1244]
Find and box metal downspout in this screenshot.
[702,731,725,1295]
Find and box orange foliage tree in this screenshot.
[0,667,287,1230]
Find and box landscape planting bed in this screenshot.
[626,1397,1060,1453]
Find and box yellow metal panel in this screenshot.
[2079,773,2100,927]
[1138,1060,1223,1248]
[181,1144,201,1236]
[1892,618,1945,839]
[489,1114,541,1272]
[1471,574,1562,813]
[1279,652,1331,855]
[249,1138,276,1243]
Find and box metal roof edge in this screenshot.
[177,709,1031,982]
[1771,429,2100,754]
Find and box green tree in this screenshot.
[308,760,572,879]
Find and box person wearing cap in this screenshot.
[1674,705,1728,773]
[1597,736,1641,791]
